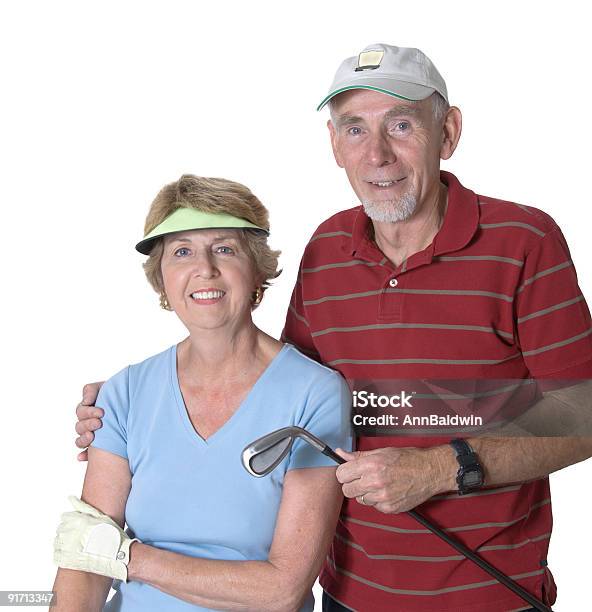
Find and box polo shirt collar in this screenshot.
[433,171,479,255]
[349,171,479,261]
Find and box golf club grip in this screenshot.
[408,509,551,612]
[323,446,346,464]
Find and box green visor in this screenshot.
[135,207,269,255]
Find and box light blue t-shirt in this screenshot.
[92,343,352,612]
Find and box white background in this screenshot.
[1,1,590,610]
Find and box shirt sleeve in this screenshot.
[281,261,322,363]
[514,226,592,380]
[288,371,353,470]
[91,366,131,459]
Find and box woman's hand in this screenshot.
[52,447,132,611]
[54,496,137,581]
[74,382,104,460]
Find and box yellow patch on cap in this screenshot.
[357,50,384,70]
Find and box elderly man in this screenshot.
[279,44,592,611]
[76,45,592,611]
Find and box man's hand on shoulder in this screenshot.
[75,382,105,461]
[335,446,457,514]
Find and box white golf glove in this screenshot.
[54,496,140,582]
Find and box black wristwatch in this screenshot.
[449,439,484,495]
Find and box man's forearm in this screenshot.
[128,543,305,612]
[432,435,592,496]
[468,436,592,488]
[52,568,112,612]
[433,381,592,493]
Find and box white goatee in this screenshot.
[362,192,417,223]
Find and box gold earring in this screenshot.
[252,287,264,306]
[159,292,172,311]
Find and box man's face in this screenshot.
[328,89,447,222]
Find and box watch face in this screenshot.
[463,469,483,487]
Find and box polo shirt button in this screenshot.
[389,278,398,287]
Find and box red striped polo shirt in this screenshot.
[282,171,592,611]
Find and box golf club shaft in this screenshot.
[407,509,550,611]
[327,449,551,611]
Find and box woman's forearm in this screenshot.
[128,543,307,612]
[52,568,112,612]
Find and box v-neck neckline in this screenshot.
[170,343,289,448]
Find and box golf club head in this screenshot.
[241,426,329,477]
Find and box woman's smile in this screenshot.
[189,288,227,304]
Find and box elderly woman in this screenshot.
[52,175,351,611]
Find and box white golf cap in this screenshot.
[317,43,448,111]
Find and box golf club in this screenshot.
[241,426,551,612]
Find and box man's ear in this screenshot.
[440,106,462,161]
[327,119,345,168]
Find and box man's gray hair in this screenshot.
[328,91,450,124]
[431,91,449,123]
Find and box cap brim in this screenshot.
[317,79,436,111]
[135,227,268,256]
[135,208,269,255]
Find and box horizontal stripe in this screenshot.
[288,305,308,327]
[309,230,352,242]
[478,532,551,552]
[312,322,514,340]
[517,260,573,293]
[517,295,585,324]
[304,287,515,306]
[367,424,503,435]
[304,288,384,306]
[522,326,592,357]
[329,353,521,367]
[303,259,378,274]
[477,199,534,216]
[334,530,551,561]
[332,561,545,596]
[436,255,524,267]
[334,532,465,562]
[431,484,522,501]
[480,222,546,237]
[412,380,534,401]
[386,288,514,302]
[344,499,550,535]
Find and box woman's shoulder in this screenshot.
[280,344,345,385]
[125,344,176,391]
[128,344,174,372]
[101,345,175,396]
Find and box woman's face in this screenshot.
[160,229,259,334]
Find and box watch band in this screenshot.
[450,438,484,495]
[450,438,475,457]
